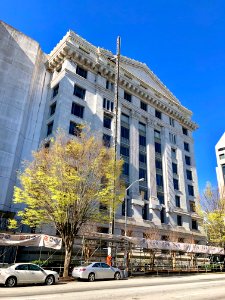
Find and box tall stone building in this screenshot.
[215,132,225,198]
[0,21,205,243]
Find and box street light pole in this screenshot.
[124,178,144,236]
[123,178,144,275]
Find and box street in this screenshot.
[1,273,225,300]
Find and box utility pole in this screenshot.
[109,36,121,236]
[108,36,121,262]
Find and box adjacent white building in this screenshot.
[215,132,225,198]
[0,21,205,244]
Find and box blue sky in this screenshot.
[2,0,225,193]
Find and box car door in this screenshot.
[28,264,46,283]
[91,263,103,279]
[14,264,30,284]
[100,263,114,279]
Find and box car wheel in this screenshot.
[5,276,17,287]
[114,272,121,280]
[45,275,55,285]
[88,273,95,282]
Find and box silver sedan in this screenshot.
[72,262,122,281]
[0,263,59,287]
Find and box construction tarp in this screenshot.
[127,237,224,255]
[0,233,62,250]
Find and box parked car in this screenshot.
[0,263,59,287]
[72,262,122,281]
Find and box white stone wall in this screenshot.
[0,22,48,213]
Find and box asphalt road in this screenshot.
[1,273,225,299]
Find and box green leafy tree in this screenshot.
[11,130,124,277]
[200,182,225,247]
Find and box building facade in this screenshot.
[215,132,225,198]
[0,21,205,244]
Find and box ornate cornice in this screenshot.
[46,30,198,131]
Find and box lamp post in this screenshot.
[123,178,144,275]
[124,178,144,236]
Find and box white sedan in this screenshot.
[72,262,122,281]
[0,263,59,287]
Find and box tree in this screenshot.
[11,130,124,277]
[200,182,225,247]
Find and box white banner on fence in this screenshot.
[124,237,224,255]
[0,233,62,250]
[143,239,224,255]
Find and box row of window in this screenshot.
[176,215,198,229]
[52,79,189,137]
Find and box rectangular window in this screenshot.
[106,80,114,91]
[142,204,148,220]
[139,135,146,147]
[156,174,163,187]
[140,188,148,200]
[157,192,164,204]
[69,121,81,136]
[73,84,86,99]
[219,153,225,160]
[103,98,114,112]
[52,84,59,98]
[155,109,161,119]
[182,127,188,135]
[50,102,56,116]
[124,91,132,102]
[120,145,129,157]
[154,130,161,139]
[121,113,129,124]
[175,195,180,207]
[76,65,87,79]
[139,122,146,132]
[139,153,147,164]
[169,117,175,127]
[173,178,179,190]
[122,162,129,176]
[172,163,178,174]
[160,208,166,224]
[103,134,111,147]
[184,142,190,152]
[121,126,129,140]
[47,121,54,136]
[177,215,182,226]
[140,101,147,111]
[169,133,176,144]
[186,169,193,180]
[185,155,191,166]
[139,168,147,181]
[155,159,162,170]
[155,142,161,154]
[188,185,194,196]
[103,114,112,129]
[190,201,196,212]
[171,148,176,160]
[192,220,198,230]
[71,102,84,118]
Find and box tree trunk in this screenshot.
[63,236,74,278]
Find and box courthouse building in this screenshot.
[0,21,205,244]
